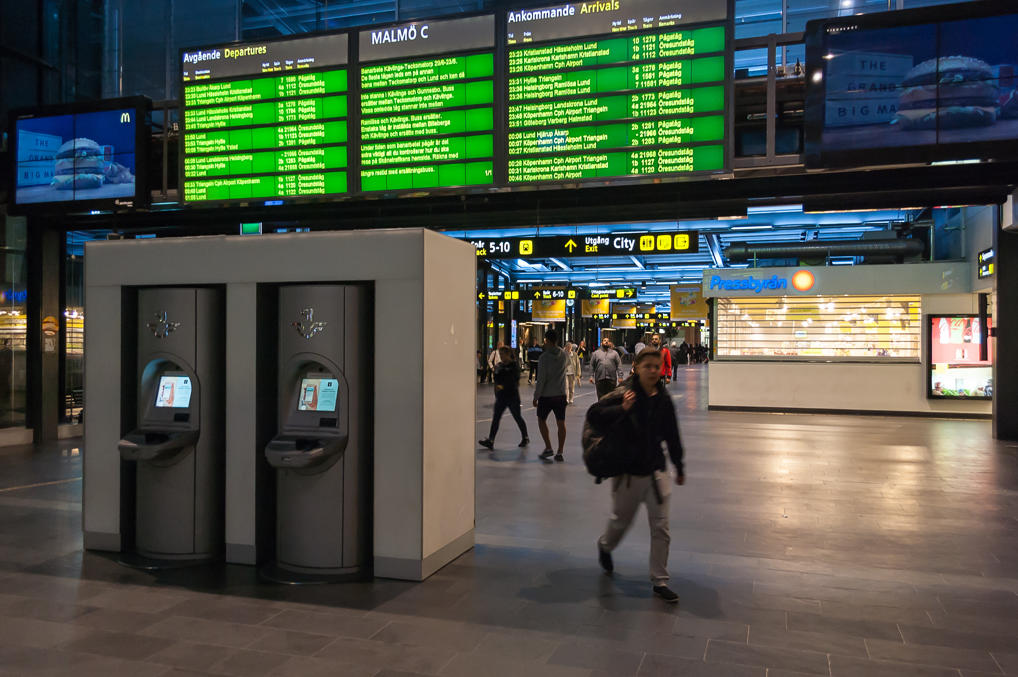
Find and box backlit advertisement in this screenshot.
[928,315,992,400]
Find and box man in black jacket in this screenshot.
[589,348,685,603]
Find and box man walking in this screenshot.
[533,330,568,463]
[589,348,685,603]
[526,339,543,384]
[649,334,671,384]
[589,337,622,399]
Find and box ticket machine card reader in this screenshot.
[265,371,347,472]
[118,370,200,464]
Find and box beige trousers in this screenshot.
[598,471,672,585]
[566,374,579,402]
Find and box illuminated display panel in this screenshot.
[180,34,350,203]
[715,296,922,361]
[505,0,730,185]
[358,16,496,192]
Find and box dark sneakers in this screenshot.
[478,439,494,450]
[539,449,554,463]
[597,544,613,574]
[519,437,529,447]
[653,585,679,603]
[554,454,564,462]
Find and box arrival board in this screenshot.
[505,0,729,184]
[181,34,350,203]
[358,16,496,191]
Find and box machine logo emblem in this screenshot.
[146,311,180,339]
[292,308,327,340]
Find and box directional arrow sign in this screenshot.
[471,231,698,259]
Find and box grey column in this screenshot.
[27,220,62,442]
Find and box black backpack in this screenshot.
[581,395,630,484]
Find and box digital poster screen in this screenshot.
[14,108,139,206]
[155,375,193,408]
[807,3,1018,166]
[180,33,350,203]
[505,0,729,184]
[298,377,339,412]
[358,16,496,192]
[928,315,992,400]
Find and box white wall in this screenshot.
[421,231,476,575]
[708,292,991,417]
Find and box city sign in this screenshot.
[471,231,698,258]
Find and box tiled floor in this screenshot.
[0,366,1016,676]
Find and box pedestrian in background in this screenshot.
[487,341,504,383]
[533,330,568,463]
[476,350,487,384]
[527,339,543,384]
[478,346,528,450]
[590,348,685,603]
[590,337,622,399]
[565,342,581,405]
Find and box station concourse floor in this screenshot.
[0,367,1017,676]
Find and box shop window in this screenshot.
[0,216,28,429]
[715,295,921,361]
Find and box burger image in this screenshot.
[51,137,107,191]
[893,56,998,130]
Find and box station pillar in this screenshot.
[994,214,1018,441]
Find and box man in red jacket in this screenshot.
[649,334,671,384]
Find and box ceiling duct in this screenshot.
[724,238,926,262]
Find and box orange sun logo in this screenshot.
[791,270,815,292]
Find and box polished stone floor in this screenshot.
[0,365,1016,676]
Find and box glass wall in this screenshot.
[0,215,28,429]
[61,231,108,424]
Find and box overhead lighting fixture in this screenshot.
[930,159,981,166]
[730,225,773,231]
[746,204,803,215]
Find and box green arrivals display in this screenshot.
[506,17,729,186]
[509,145,723,181]
[507,27,726,73]
[359,52,495,192]
[184,121,347,154]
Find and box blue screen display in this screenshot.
[14,108,137,205]
[819,14,1018,153]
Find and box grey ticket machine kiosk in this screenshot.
[118,288,224,566]
[264,284,370,581]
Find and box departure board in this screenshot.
[180,34,350,203]
[358,16,495,192]
[506,0,730,184]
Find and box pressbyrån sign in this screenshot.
[707,270,816,294]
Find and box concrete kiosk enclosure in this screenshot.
[84,229,476,580]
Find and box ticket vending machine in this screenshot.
[117,288,224,566]
[264,285,370,581]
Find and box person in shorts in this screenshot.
[533,329,568,463]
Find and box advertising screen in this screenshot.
[806,2,1018,167]
[13,107,139,206]
[297,377,339,412]
[505,0,729,185]
[155,375,193,408]
[358,16,495,191]
[180,33,350,203]
[928,315,992,399]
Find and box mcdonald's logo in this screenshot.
[120,112,131,123]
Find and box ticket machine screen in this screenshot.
[155,375,192,408]
[298,377,338,412]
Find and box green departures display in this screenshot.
[182,69,350,202]
[507,25,727,184]
[360,53,495,191]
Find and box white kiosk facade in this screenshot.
[83,228,476,580]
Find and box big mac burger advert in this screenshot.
[821,13,1018,152]
[15,109,137,205]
